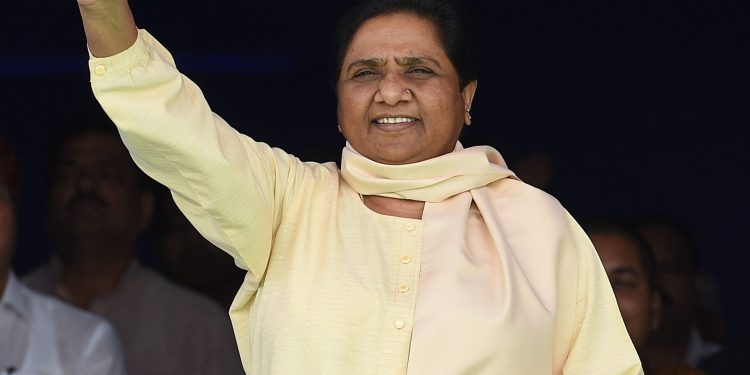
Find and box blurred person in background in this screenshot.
[634,215,744,373]
[1,135,126,375]
[22,111,243,375]
[634,216,719,367]
[585,218,705,374]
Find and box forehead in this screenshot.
[592,233,645,272]
[58,133,131,166]
[344,12,447,61]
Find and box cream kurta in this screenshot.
[88,30,642,374]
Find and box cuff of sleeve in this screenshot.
[88,29,150,83]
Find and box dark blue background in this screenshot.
[2,1,747,341]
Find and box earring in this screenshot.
[337,124,342,133]
[465,108,472,125]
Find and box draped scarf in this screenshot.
[340,141,516,202]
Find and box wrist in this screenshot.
[79,0,138,58]
[78,0,129,22]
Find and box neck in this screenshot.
[644,330,692,370]
[362,195,424,219]
[57,244,134,308]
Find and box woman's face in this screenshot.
[337,12,477,165]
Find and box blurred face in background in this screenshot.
[49,132,151,255]
[591,233,661,349]
[637,223,697,338]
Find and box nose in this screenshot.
[71,170,98,193]
[374,74,411,106]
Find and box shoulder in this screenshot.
[21,282,121,348]
[488,177,564,211]
[479,178,594,284]
[132,264,229,320]
[18,283,126,374]
[127,265,236,349]
[19,263,56,295]
[484,178,573,235]
[248,140,340,180]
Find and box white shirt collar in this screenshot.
[685,326,722,366]
[0,273,30,320]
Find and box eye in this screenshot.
[612,279,638,290]
[352,70,379,79]
[407,67,434,76]
[93,168,125,184]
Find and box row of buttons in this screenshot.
[393,222,417,330]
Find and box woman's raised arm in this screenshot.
[78,0,138,57]
[76,0,294,281]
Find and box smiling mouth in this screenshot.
[374,117,418,125]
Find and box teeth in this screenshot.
[376,117,416,124]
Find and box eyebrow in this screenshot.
[346,56,442,74]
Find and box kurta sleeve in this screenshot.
[88,29,293,287]
[563,213,644,374]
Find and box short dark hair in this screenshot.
[332,0,479,90]
[47,107,153,192]
[583,218,659,291]
[632,214,699,275]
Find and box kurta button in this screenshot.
[394,319,406,329]
[404,223,415,231]
[94,64,107,75]
[399,256,412,264]
[398,285,409,293]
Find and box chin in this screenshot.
[361,143,430,165]
[369,152,420,165]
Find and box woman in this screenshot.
[77,0,642,373]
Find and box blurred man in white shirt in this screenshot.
[0,136,126,375]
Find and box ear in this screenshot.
[650,290,663,330]
[461,80,478,126]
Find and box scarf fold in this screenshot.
[340,142,516,202]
